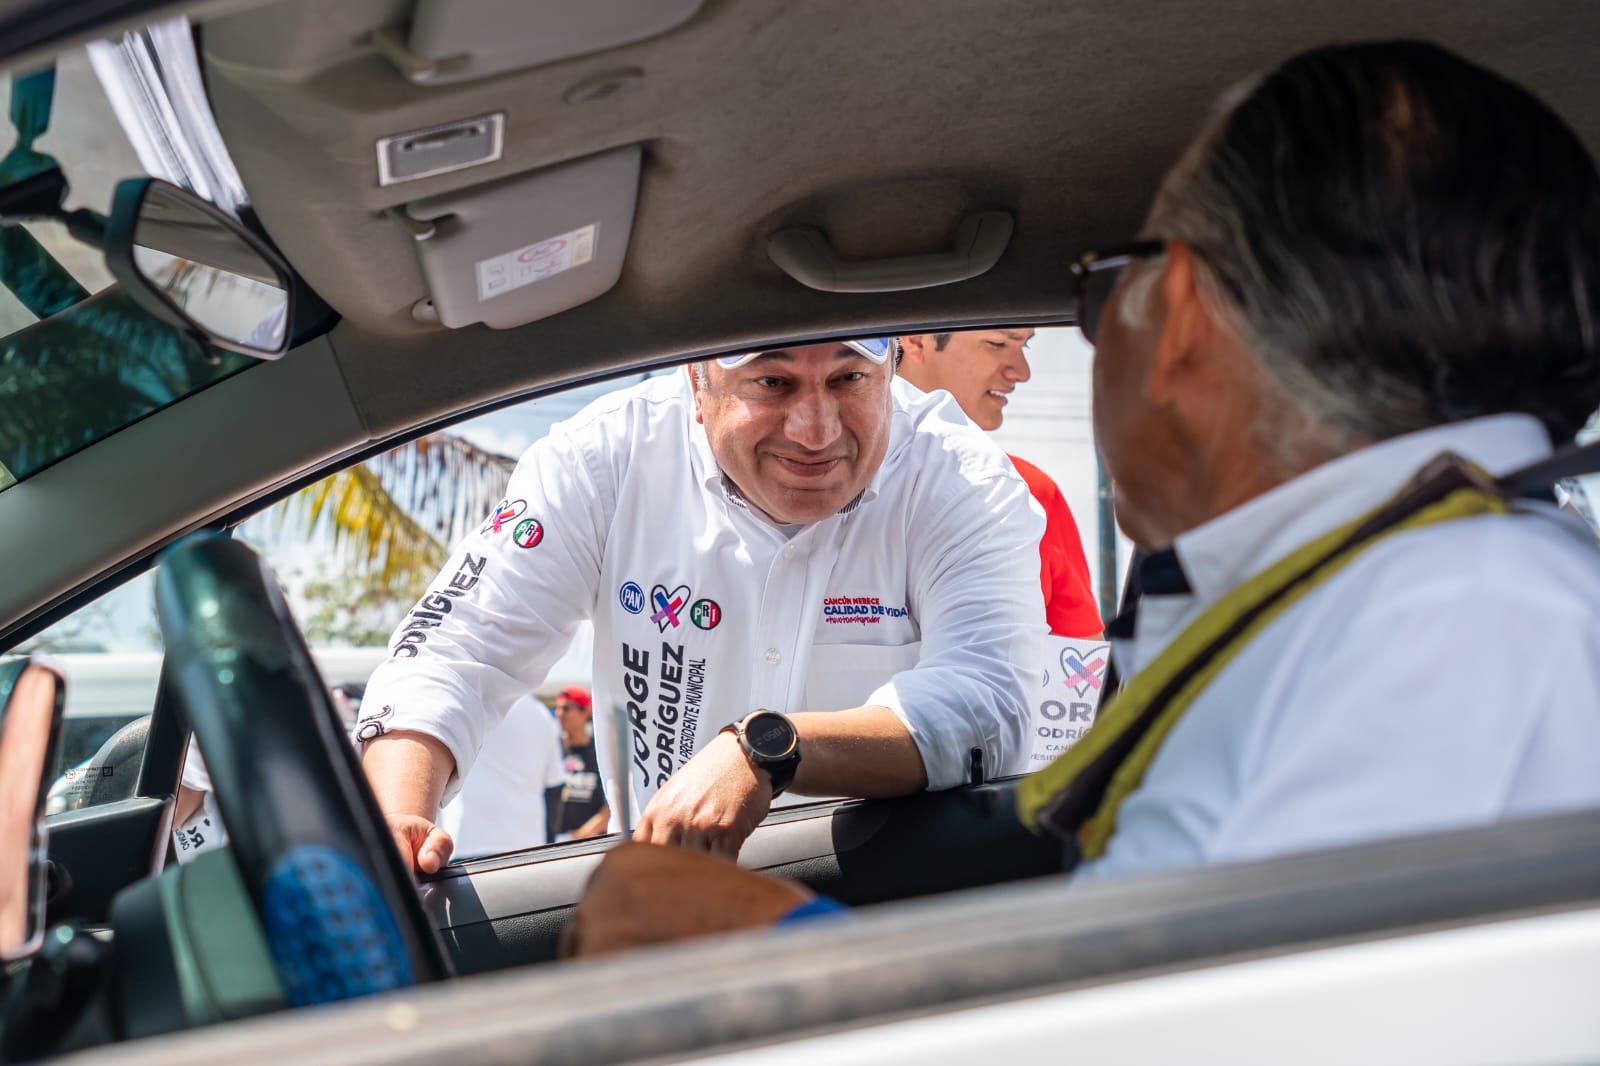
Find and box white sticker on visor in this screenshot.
[718,338,891,368]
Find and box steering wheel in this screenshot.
[155,533,451,1005]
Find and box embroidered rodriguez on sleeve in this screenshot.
[872,468,1047,789]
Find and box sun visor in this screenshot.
[400,145,641,330]
[376,0,705,86]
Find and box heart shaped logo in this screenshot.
[1059,647,1108,699]
[649,584,692,632]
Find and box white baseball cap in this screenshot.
[716,337,893,369]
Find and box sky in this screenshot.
[448,372,660,460]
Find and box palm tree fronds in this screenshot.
[273,429,518,588]
[367,430,518,549]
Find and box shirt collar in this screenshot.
[1103,548,1190,640]
[1172,413,1553,607]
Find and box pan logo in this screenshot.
[619,581,645,614]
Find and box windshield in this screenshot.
[0,37,255,492]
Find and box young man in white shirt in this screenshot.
[361,338,1047,871]
[565,38,1600,951]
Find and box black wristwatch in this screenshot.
[719,709,801,797]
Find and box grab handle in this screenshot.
[767,211,1014,293]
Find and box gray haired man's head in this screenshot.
[1094,40,1600,549]
[1136,40,1600,451]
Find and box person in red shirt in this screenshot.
[898,330,1102,636]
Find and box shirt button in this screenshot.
[764,647,782,665]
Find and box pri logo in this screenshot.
[619,581,645,614]
[480,498,526,535]
[512,517,544,548]
[690,598,721,630]
[1059,647,1108,699]
[649,583,691,631]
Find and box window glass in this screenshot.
[236,329,1119,862]
[18,330,1123,846]
[0,49,254,492]
[243,375,653,859]
[243,374,653,659]
[17,569,161,815]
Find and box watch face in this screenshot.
[744,712,797,760]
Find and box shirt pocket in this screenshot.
[804,641,922,711]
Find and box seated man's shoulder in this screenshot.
[1323,505,1600,629]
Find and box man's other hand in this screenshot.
[633,730,770,857]
[387,813,454,874]
[361,731,457,874]
[565,842,809,957]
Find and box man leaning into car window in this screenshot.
[563,39,1600,954]
[360,338,1048,871]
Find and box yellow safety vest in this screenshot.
[1016,451,1517,859]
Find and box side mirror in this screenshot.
[0,657,65,964]
[102,178,295,360]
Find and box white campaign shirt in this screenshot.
[436,695,567,858]
[362,372,1046,821]
[1075,414,1600,884]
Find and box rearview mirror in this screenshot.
[2,67,297,359]
[0,658,65,963]
[104,179,294,359]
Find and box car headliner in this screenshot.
[198,0,1600,437]
[2,0,1599,636]
[14,0,1599,434]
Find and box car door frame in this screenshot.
[6,325,1075,936]
[56,806,1600,1065]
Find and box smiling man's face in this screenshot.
[897,329,1034,430]
[690,344,894,525]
